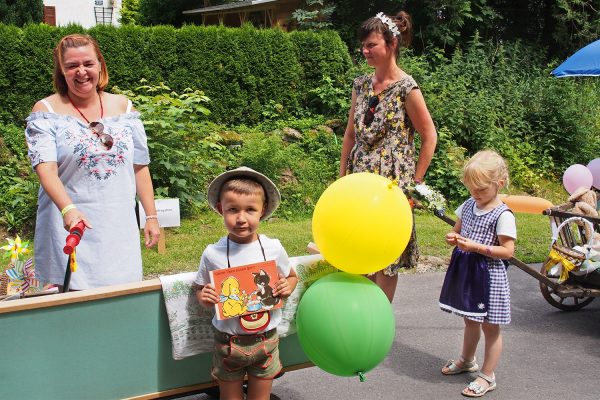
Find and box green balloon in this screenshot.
[296,272,395,378]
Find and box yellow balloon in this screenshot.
[312,173,413,274]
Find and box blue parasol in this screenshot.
[551,39,600,77]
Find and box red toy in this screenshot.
[63,221,86,255]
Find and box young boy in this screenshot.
[196,166,298,400]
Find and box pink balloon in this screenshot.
[587,158,600,189]
[563,164,593,194]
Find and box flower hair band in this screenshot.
[375,12,401,37]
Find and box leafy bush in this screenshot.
[0,0,43,26]
[307,75,350,117]
[0,124,38,234]
[423,127,468,205]
[419,37,600,200]
[113,82,227,215]
[233,124,340,219]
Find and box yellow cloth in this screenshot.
[544,248,577,283]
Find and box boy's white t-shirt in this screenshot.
[195,234,291,335]
[456,201,518,239]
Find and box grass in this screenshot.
[141,209,553,278]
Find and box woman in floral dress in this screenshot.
[25,34,160,290]
[340,11,437,302]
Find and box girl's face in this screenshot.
[466,181,503,209]
[61,45,100,97]
[361,31,396,67]
[217,191,265,244]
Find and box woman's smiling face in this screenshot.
[61,44,100,97]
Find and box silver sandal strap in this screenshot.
[477,371,495,384]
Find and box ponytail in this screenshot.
[393,11,413,49]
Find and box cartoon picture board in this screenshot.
[209,260,283,321]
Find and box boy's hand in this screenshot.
[197,283,219,309]
[273,274,294,297]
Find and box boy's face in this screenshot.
[217,190,265,244]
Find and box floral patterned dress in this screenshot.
[25,108,150,289]
[346,74,420,275]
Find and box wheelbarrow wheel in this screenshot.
[539,264,595,311]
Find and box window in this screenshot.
[94,7,114,25]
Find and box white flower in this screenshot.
[375,12,401,38]
[411,183,447,215]
[478,303,485,310]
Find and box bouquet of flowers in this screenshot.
[408,183,448,217]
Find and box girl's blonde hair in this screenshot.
[462,150,509,190]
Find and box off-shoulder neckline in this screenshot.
[26,111,141,125]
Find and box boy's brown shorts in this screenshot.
[212,328,282,381]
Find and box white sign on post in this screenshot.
[138,198,181,228]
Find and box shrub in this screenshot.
[234,124,340,219]
[0,23,352,126]
[420,37,600,200]
[0,124,38,234]
[113,82,226,215]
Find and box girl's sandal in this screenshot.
[441,356,479,375]
[462,372,496,397]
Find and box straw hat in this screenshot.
[207,167,281,221]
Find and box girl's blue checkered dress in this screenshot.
[439,198,512,324]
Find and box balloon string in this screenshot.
[358,372,366,382]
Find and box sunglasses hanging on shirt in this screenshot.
[67,93,114,150]
[363,95,379,127]
[89,121,114,150]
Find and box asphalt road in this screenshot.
[182,266,600,400]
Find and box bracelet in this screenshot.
[61,204,76,216]
[145,215,158,220]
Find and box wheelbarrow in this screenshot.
[434,205,600,311]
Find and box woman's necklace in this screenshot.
[66,92,114,150]
[67,92,103,124]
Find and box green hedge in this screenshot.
[0,23,352,126]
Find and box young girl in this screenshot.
[439,150,516,397]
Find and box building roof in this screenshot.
[183,0,279,15]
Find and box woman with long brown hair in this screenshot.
[340,11,437,302]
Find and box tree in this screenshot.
[0,0,43,26]
[332,0,600,59]
[120,0,142,25]
[551,0,600,57]
[332,0,498,53]
[291,0,336,31]
[404,0,499,50]
[138,0,198,26]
